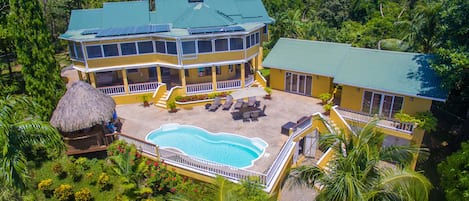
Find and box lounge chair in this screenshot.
[222,95,233,110]
[247,96,256,107]
[251,110,260,121]
[242,112,251,122]
[234,99,244,109]
[208,97,222,111]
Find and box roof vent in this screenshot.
[188,0,203,3]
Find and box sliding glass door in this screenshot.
[361,91,404,118]
[285,72,312,96]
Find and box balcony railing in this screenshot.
[98,85,126,95]
[97,81,159,96]
[186,82,213,94]
[335,107,415,134]
[129,81,159,93]
[217,79,241,91]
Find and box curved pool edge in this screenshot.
[144,123,269,169]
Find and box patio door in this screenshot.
[285,72,312,96]
[361,91,404,118]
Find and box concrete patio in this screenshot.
[116,90,324,173]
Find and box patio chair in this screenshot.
[234,99,244,109]
[260,105,267,116]
[208,97,222,111]
[242,112,251,122]
[250,110,260,121]
[222,95,233,110]
[247,96,256,107]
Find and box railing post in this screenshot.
[155,145,160,161]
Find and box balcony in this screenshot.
[334,107,416,135]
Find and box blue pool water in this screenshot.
[145,124,268,168]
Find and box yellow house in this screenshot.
[60,0,273,106]
[264,38,447,151]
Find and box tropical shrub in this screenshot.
[415,111,438,132]
[74,157,91,170]
[68,162,83,182]
[323,102,333,114]
[54,184,74,201]
[319,93,331,104]
[38,179,53,197]
[97,173,110,191]
[438,141,469,201]
[74,188,92,201]
[52,162,66,179]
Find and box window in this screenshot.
[86,45,102,58]
[263,25,268,34]
[250,34,255,46]
[166,41,177,55]
[255,32,260,44]
[215,39,228,52]
[75,43,84,59]
[184,69,190,77]
[198,67,205,77]
[245,35,251,48]
[216,66,221,75]
[120,42,137,55]
[198,40,212,53]
[361,91,404,118]
[68,42,76,59]
[182,41,196,55]
[228,65,233,72]
[205,67,212,75]
[137,41,154,54]
[230,38,243,50]
[155,41,166,53]
[103,44,119,57]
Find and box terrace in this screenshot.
[115,90,324,190]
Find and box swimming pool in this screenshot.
[145,124,268,168]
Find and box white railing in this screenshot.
[129,81,159,93]
[245,75,254,86]
[186,82,213,94]
[335,107,415,134]
[117,116,315,192]
[98,85,126,95]
[217,79,241,91]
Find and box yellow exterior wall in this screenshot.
[269,68,285,90]
[185,65,237,84]
[72,61,85,67]
[87,54,177,68]
[340,85,363,111]
[246,45,260,59]
[402,97,432,115]
[312,75,333,97]
[126,68,150,83]
[112,92,154,105]
[340,85,433,115]
[183,51,245,65]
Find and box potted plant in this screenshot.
[323,102,333,115]
[167,100,177,113]
[264,87,272,99]
[140,94,150,107]
[319,93,332,105]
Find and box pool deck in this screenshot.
[116,90,324,173]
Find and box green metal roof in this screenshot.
[263,38,447,101]
[334,48,447,101]
[62,0,272,40]
[263,38,351,77]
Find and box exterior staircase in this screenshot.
[155,91,169,109]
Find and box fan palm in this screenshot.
[0,95,64,191]
[287,119,432,201]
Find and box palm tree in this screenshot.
[287,119,432,201]
[0,95,64,191]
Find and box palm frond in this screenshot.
[285,165,324,189]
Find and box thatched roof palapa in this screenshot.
[50,81,116,132]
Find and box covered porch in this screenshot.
[80,60,258,96]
